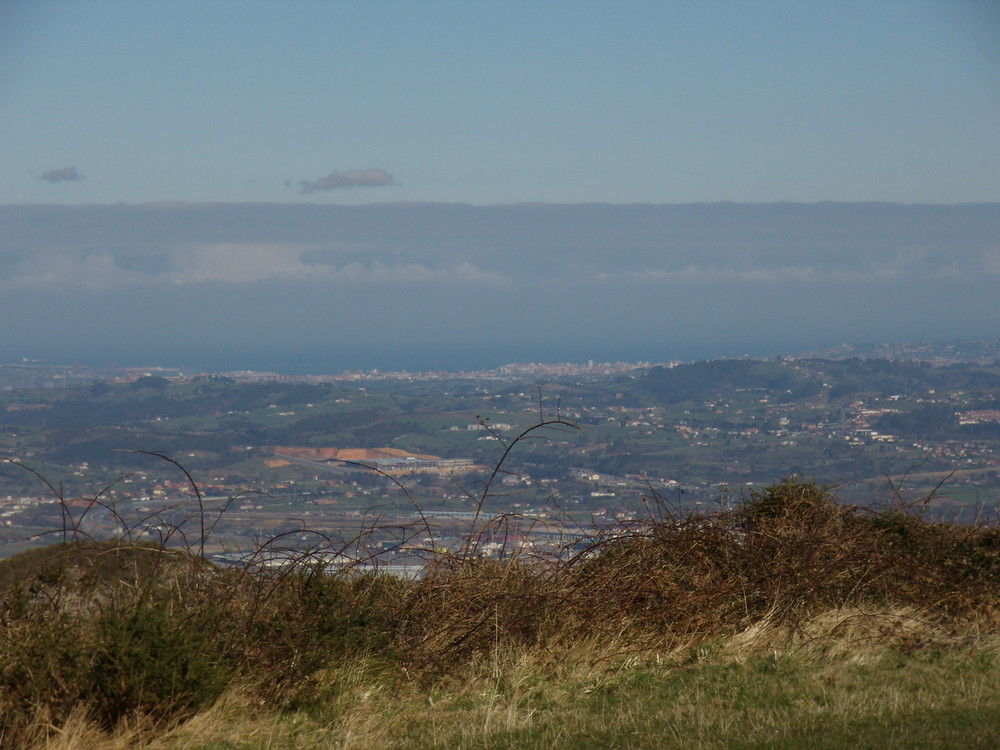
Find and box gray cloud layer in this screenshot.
[1,202,997,369]
[298,168,396,193]
[38,166,86,183]
[4,202,996,288]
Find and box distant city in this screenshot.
[3,340,998,390]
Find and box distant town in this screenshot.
[4,339,999,390]
[1,340,998,564]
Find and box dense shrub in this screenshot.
[400,479,1000,668]
[0,542,400,744]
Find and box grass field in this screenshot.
[48,627,1000,749]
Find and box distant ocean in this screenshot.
[7,340,786,375]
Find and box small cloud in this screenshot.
[299,168,396,193]
[39,166,86,183]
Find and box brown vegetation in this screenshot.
[2,477,1000,747]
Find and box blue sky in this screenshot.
[3,0,999,205]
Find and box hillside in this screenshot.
[3,479,1000,748]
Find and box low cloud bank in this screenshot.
[0,201,996,368]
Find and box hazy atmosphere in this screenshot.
[2,1,998,371]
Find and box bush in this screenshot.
[0,540,402,744]
[87,597,231,727]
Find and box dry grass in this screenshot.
[140,621,1000,750]
[5,477,1000,748]
[398,479,1000,672]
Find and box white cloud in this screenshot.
[167,244,311,284]
[590,263,971,285]
[0,244,510,289]
[307,259,509,285]
[2,250,145,289]
[595,265,822,283]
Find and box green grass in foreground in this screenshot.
[136,644,1000,750]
